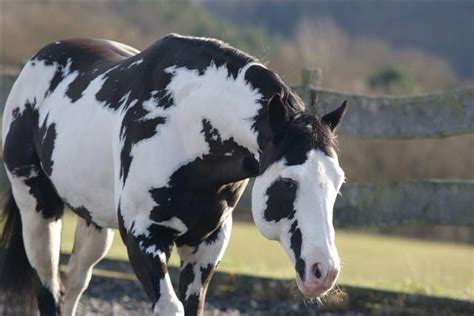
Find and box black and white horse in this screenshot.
[0,34,346,315]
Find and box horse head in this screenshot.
[252,95,347,298]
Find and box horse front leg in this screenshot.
[177,216,233,316]
[119,218,183,315]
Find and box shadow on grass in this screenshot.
[62,254,473,315]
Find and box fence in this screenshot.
[0,72,473,227]
[238,69,474,227]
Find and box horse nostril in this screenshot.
[313,263,322,279]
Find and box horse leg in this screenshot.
[177,216,233,316]
[62,217,114,316]
[119,220,183,315]
[8,171,64,315]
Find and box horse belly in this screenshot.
[39,80,120,228]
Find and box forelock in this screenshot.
[280,112,337,165]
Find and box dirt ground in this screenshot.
[1,254,473,315]
[73,257,472,316]
[77,274,348,316]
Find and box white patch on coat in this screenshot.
[165,62,262,157]
[119,63,264,235]
[157,217,188,233]
[154,274,185,315]
[141,244,168,260]
[40,68,122,228]
[2,60,57,142]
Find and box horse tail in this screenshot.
[0,189,38,315]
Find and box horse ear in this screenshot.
[321,100,347,131]
[268,93,290,141]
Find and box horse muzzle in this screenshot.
[295,261,339,297]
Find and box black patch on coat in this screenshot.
[74,206,99,228]
[200,264,214,284]
[36,282,59,316]
[178,263,195,301]
[200,119,260,184]
[154,34,254,79]
[46,63,68,97]
[36,115,57,177]
[203,224,222,245]
[32,38,131,71]
[244,65,337,172]
[149,177,245,248]
[178,262,215,316]
[3,100,39,177]
[295,258,306,282]
[281,115,336,165]
[290,220,305,280]
[258,113,336,170]
[67,204,102,230]
[32,34,253,115]
[150,182,234,247]
[263,178,297,222]
[118,203,177,305]
[183,294,200,316]
[32,38,135,105]
[135,224,178,262]
[245,65,302,171]
[146,119,255,247]
[119,101,167,184]
[3,101,64,220]
[119,222,177,304]
[23,174,64,220]
[177,226,220,315]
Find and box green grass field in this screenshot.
[60,211,473,301]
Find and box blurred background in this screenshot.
[1,0,473,313]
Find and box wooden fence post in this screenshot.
[301,68,321,109]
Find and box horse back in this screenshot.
[33,38,139,69]
[2,39,143,228]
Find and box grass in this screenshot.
[60,211,474,301]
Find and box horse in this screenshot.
[0,34,347,316]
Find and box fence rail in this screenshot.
[334,179,474,227]
[311,87,474,138]
[236,178,474,227]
